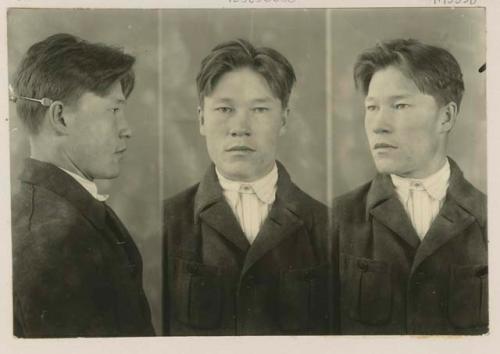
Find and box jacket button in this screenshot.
[357,260,369,271]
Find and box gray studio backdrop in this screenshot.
[8,7,486,335]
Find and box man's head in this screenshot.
[12,33,136,180]
[354,38,464,178]
[196,39,296,182]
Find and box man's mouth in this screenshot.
[226,145,256,152]
[373,143,397,150]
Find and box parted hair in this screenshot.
[196,39,296,108]
[353,38,465,111]
[12,33,136,134]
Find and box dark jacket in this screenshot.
[163,162,337,335]
[12,158,155,337]
[334,159,487,335]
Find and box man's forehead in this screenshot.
[367,70,422,100]
[365,94,414,102]
[206,95,275,103]
[369,66,419,89]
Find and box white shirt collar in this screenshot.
[59,167,109,202]
[216,163,278,205]
[391,159,451,203]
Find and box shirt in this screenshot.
[216,164,278,244]
[391,159,450,239]
[59,167,109,202]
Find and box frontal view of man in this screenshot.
[163,39,335,335]
[11,33,154,337]
[335,39,487,334]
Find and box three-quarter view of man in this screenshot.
[334,39,487,335]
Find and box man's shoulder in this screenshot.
[332,180,373,211]
[287,181,329,214]
[163,183,200,217]
[12,182,98,256]
[458,175,486,202]
[452,172,487,226]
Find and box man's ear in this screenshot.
[439,101,458,133]
[198,106,206,136]
[47,101,69,135]
[279,107,289,136]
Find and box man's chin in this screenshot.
[93,168,120,180]
[217,163,262,182]
[373,161,402,175]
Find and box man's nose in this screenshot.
[119,115,132,138]
[229,109,251,137]
[370,107,393,134]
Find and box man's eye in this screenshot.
[394,103,409,110]
[215,107,233,113]
[365,105,378,112]
[252,107,269,113]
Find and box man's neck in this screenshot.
[30,142,92,181]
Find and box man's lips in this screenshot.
[226,145,256,152]
[373,143,397,150]
[115,148,127,154]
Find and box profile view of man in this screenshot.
[11,33,155,337]
[334,39,487,334]
[163,39,336,335]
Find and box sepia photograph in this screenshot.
[0,0,497,353]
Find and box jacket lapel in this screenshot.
[241,198,304,275]
[410,158,485,273]
[195,164,250,253]
[410,199,475,273]
[198,201,250,253]
[241,162,305,275]
[367,174,421,249]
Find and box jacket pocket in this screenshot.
[341,253,392,325]
[173,258,222,329]
[278,264,330,333]
[448,264,488,329]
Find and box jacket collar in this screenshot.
[445,158,486,228]
[365,157,483,224]
[390,159,450,203]
[193,161,307,268]
[366,172,421,248]
[19,158,107,230]
[194,161,304,220]
[365,172,396,220]
[365,157,486,261]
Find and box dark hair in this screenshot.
[353,38,464,111]
[12,33,136,134]
[196,39,296,108]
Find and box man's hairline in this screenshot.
[363,64,459,110]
